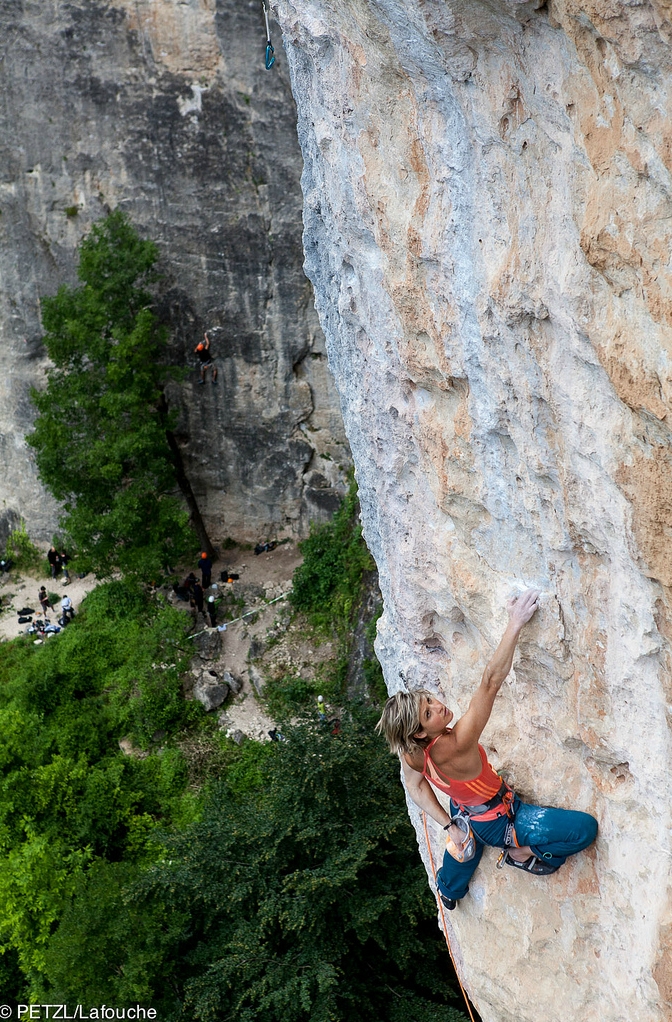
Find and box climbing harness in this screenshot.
[450,779,515,822]
[262,0,275,69]
[421,812,478,1022]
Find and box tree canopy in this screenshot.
[38,712,467,1022]
[28,212,209,578]
[0,581,201,1001]
[0,489,467,1020]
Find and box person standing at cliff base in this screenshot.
[60,593,75,623]
[199,552,212,589]
[38,586,50,619]
[195,331,218,385]
[376,589,597,909]
[192,579,204,617]
[48,546,62,579]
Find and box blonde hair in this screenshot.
[375,689,433,755]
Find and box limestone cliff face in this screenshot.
[275,1,672,1019]
[0,0,349,545]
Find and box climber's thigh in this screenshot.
[513,802,598,857]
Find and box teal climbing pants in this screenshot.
[435,797,597,903]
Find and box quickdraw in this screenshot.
[262,0,275,69]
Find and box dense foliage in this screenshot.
[291,480,374,633]
[28,212,198,578]
[3,521,43,575]
[271,480,386,711]
[0,582,201,994]
[39,713,467,1022]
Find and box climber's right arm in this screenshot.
[451,588,540,752]
[402,756,451,828]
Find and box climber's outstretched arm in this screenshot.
[402,757,452,828]
[451,588,540,752]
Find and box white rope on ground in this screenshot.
[186,590,291,640]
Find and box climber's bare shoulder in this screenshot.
[430,730,482,780]
[403,748,426,774]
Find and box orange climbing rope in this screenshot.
[422,812,478,1022]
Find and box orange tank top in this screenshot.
[422,735,503,806]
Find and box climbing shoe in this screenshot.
[440,895,457,911]
[197,379,205,385]
[499,851,558,875]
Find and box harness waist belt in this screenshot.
[453,781,513,819]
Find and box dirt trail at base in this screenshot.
[0,543,307,743]
[0,568,101,641]
[186,543,304,741]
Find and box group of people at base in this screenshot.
[47,546,71,584]
[173,553,220,627]
[38,586,75,625]
[377,589,597,910]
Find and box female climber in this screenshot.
[376,588,597,909]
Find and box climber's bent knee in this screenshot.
[513,803,597,865]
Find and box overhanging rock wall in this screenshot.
[274,1,672,1019]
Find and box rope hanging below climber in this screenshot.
[262,0,275,69]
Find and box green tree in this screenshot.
[28,211,213,578]
[0,581,201,986]
[46,712,467,1021]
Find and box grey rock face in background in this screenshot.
[0,0,350,545]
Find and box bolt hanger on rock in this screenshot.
[262,0,275,69]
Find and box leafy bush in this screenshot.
[291,479,375,634]
[0,582,199,983]
[38,861,186,1006]
[4,521,43,575]
[290,480,385,704]
[262,672,316,718]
